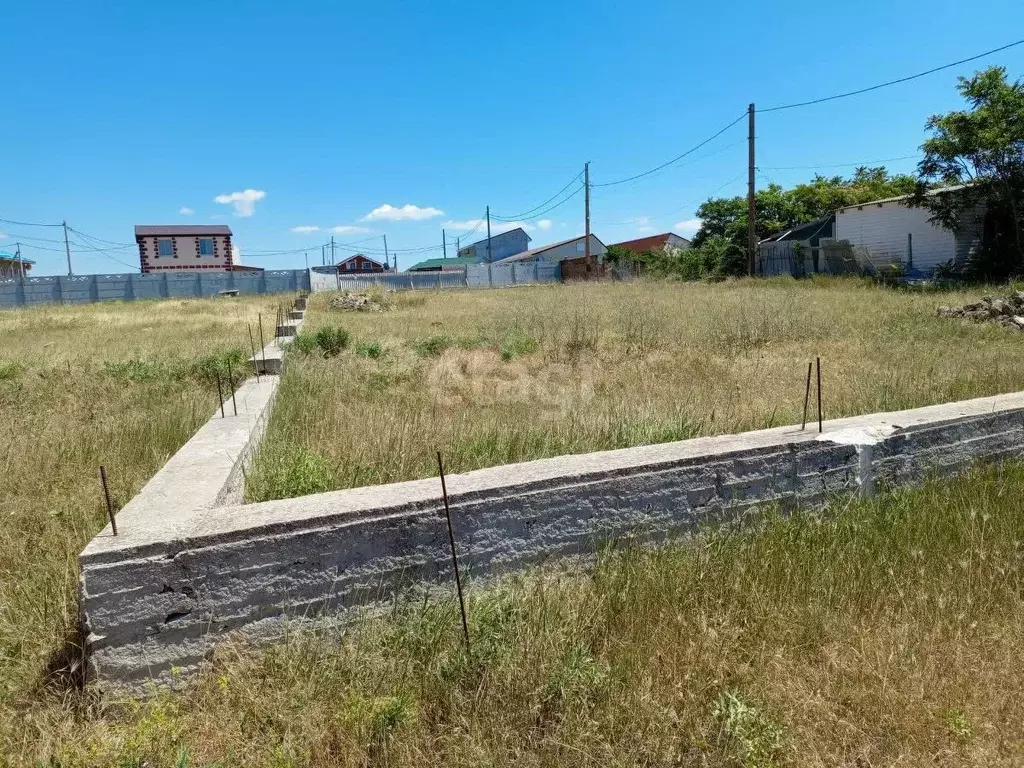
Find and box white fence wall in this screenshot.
[0,270,310,309]
[309,262,561,293]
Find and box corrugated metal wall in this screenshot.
[0,270,309,309]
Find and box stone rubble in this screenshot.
[328,290,390,313]
[937,291,1024,331]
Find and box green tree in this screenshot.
[914,66,1024,279]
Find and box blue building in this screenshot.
[457,227,531,263]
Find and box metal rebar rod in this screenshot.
[99,465,118,536]
[436,451,470,651]
[816,356,823,433]
[227,359,238,416]
[247,323,260,383]
[801,361,812,431]
[215,371,225,418]
[258,313,268,370]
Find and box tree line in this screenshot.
[606,66,1024,281]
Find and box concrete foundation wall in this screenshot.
[79,388,1024,686]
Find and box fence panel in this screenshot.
[307,262,563,295]
[0,269,310,309]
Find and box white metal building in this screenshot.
[495,234,608,265]
[834,187,983,274]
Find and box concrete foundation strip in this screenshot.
[80,309,1024,685]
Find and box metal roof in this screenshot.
[495,234,606,264]
[458,227,531,251]
[134,225,232,236]
[407,256,478,271]
[609,232,690,252]
[0,251,35,264]
[835,184,970,212]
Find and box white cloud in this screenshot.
[291,225,321,234]
[178,206,195,216]
[214,188,266,217]
[674,218,702,235]
[362,203,444,222]
[536,219,553,231]
[330,225,371,234]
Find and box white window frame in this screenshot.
[362,261,373,271]
[157,238,174,257]
[345,261,355,271]
[198,237,215,257]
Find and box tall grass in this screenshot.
[27,462,1024,766]
[0,295,284,761]
[249,277,1024,501]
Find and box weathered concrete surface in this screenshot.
[251,339,286,375]
[275,319,299,337]
[287,309,304,321]
[79,390,1024,685]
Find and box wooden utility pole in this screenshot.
[747,103,756,277]
[330,235,336,266]
[15,242,24,278]
[486,206,492,263]
[383,235,389,270]
[62,220,73,276]
[584,161,591,262]
[321,244,325,266]
[442,228,447,259]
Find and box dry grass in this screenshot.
[249,277,1024,500]
[7,279,1024,766]
[22,463,1024,767]
[0,294,285,761]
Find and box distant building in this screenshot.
[457,227,531,263]
[834,186,983,274]
[135,225,238,274]
[610,232,691,254]
[337,253,389,273]
[495,234,607,265]
[406,256,478,272]
[0,251,33,278]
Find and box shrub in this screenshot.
[356,340,386,359]
[314,326,351,358]
[411,334,453,357]
[292,330,319,355]
[191,348,246,380]
[499,335,538,361]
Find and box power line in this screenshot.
[760,39,1024,113]
[600,172,748,226]
[491,173,583,221]
[592,112,747,188]
[0,216,63,228]
[759,154,922,171]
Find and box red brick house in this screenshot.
[337,253,389,273]
[135,225,237,274]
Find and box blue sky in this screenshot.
[2,1,1023,274]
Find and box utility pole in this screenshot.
[747,103,756,277]
[486,205,492,263]
[321,244,325,266]
[15,242,24,278]
[330,236,336,267]
[442,228,447,259]
[383,235,389,270]
[584,162,591,262]
[62,220,73,276]
[304,251,309,271]
[456,236,460,255]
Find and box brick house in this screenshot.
[337,253,389,273]
[135,225,237,274]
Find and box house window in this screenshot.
[346,261,355,271]
[198,237,215,256]
[157,238,173,257]
[363,261,372,271]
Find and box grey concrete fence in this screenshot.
[0,269,310,309]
